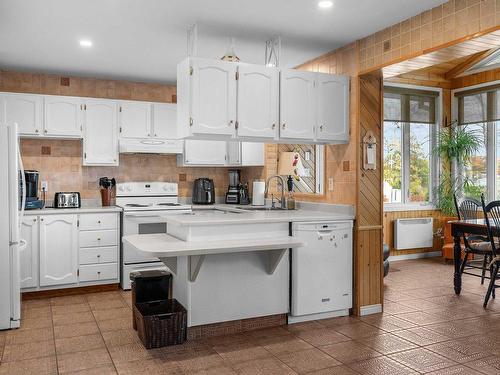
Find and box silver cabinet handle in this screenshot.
[282,123,286,129]
[272,123,276,129]
[320,125,323,131]
[229,120,233,127]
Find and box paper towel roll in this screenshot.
[252,181,266,206]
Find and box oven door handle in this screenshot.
[125,214,166,218]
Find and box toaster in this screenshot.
[54,192,81,208]
[192,178,215,205]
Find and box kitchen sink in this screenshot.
[236,206,290,211]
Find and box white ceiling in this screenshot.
[0,0,447,84]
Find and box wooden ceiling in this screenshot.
[382,29,500,79]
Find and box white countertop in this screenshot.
[123,233,305,257]
[163,203,355,226]
[24,205,122,215]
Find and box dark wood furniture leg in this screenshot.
[454,232,462,295]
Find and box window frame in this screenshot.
[383,83,442,211]
[452,80,500,202]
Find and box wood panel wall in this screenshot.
[451,66,500,89]
[356,74,384,312]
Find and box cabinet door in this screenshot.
[119,101,151,138]
[44,96,83,137]
[83,99,118,166]
[279,70,316,140]
[227,141,241,165]
[152,103,176,139]
[236,65,278,139]
[20,216,39,289]
[184,140,227,165]
[316,74,349,142]
[3,93,43,135]
[191,58,236,136]
[241,142,265,166]
[39,214,78,286]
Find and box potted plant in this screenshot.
[434,122,483,260]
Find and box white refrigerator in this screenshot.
[0,123,26,330]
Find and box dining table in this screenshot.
[450,218,494,295]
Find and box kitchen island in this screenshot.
[123,202,354,327]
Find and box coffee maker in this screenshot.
[20,170,44,210]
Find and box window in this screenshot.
[383,86,439,205]
[455,83,500,200]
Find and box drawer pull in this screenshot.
[97,238,101,241]
[97,255,101,258]
[97,271,101,275]
[97,220,101,224]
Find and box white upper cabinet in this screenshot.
[20,216,39,289]
[316,73,349,142]
[183,140,227,165]
[119,101,151,138]
[1,93,43,135]
[39,214,78,287]
[227,141,241,165]
[241,142,265,166]
[44,96,83,137]
[236,64,278,139]
[181,58,237,137]
[279,69,316,140]
[83,99,118,166]
[152,103,176,139]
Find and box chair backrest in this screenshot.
[454,194,481,221]
[481,194,500,257]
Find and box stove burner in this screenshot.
[157,203,181,206]
[125,203,150,207]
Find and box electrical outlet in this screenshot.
[328,178,334,191]
[41,181,48,192]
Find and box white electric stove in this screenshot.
[116,182,191,289]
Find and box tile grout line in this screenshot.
[49,301,61,375]
[86,293,121,375]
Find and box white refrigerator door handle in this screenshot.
[18,140,26,225]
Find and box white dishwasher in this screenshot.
[290,221,353,323]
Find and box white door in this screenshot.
[241,142,265,166]
[119,101,151,138]
[191,58,236,136]
[236,64,278,139]
[2,93,43,135]
[152,103,176,139]
[20,216,38,289]
[227,141,241,165]
[39,214,78,286]
[316,74,350,142]
[83,99,118,166]
[184,140,227,165]
[44,96,83,137]
[279,70,316,140]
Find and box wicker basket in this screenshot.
[134,299,187,349]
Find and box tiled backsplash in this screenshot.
[20,139,262,200]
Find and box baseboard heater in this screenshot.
[394,218,433,250]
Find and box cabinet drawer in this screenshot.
[79,246,118,265]
[79,263,118,282]
[79,213,117,231]
[79,230,117,248]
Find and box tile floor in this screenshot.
[1,258,500,374]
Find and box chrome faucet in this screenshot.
[265,175,286,209]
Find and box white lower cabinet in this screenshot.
[20,216,39,289]
[20,212,119,291]
[39,214,79,287]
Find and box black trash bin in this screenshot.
[130,270,172,330]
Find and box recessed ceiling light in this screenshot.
[79,39,92,47]
[318,0,333,9]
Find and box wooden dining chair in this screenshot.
[480,195,500,307]
[454,194,491,284]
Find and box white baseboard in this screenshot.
[288,309,349,324]
[359,304,383,316]
[389,251,442,262]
